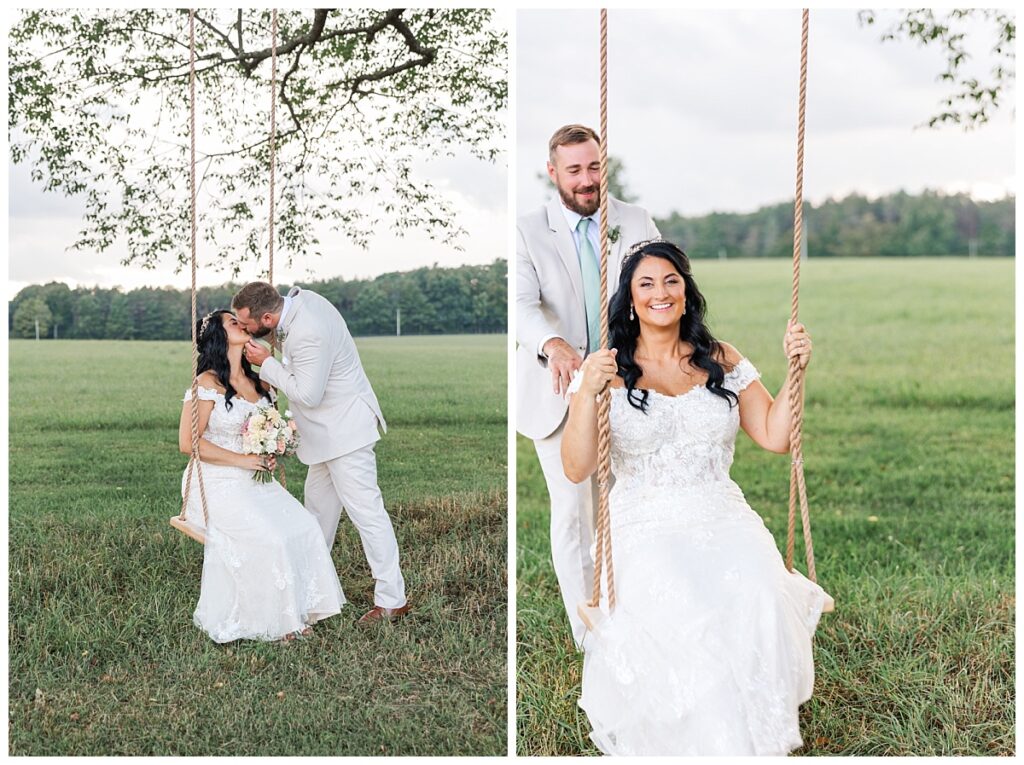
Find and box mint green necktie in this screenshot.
[577,217,602,353]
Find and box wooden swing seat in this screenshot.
[169,514,206,544]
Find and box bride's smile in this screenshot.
[631,256,687,327]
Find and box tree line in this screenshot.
[9,260,507,340]
[655,190,1014,259]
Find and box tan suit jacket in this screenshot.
[258,287,386,465]
[515,196,659,440]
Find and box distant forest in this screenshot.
[9,260,507,340]
[655,190,1014,259]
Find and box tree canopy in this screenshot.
[859,9,1015,130]
[9,9,506,274]
[656,190,1013,259]
[8,260,507,340]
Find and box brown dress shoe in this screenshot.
[357,602,412,624]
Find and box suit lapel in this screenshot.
[545,197,585,311]
[606,198,625,298]
[281,289,303,334]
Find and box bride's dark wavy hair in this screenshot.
[195,309,269,411]
[609,240,738,413]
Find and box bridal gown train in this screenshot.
[577,358,826,756]
[181,386,345,642]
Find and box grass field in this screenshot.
[9,334,507,756]
[516,258,1014,756]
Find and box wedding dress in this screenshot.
[181,386,345,642]
[576,358,826,756]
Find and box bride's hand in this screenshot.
[578,348,618,396]
[784,322,812,370]
[239,454,276,472]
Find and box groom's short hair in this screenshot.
[548,124,601,162]
[232,281,284,318]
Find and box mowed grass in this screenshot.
[517,258,1014,756]
[9,334,507,756]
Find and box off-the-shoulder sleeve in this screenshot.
[725,358,761,393]
[183,385,222,403]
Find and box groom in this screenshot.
[233,282,409,623]
[517,124,659,647]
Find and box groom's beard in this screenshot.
[250,325,272,338]
[558,182,601,217]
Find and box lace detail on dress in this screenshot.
[578,353,825,756]
[182,385,261,454]
[724,357,760,394]
[183,385,223,403]
[178,382,346,643]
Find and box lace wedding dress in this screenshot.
[181,386,345,642]
[576,358,826,756]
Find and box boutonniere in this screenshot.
[275,329,288,345]
[608,225,621,244]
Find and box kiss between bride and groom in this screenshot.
[177,281,409,643]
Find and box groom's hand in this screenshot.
[244,340,272,366]
[543,337,583,397]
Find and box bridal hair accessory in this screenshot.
[199,312,216,337]
[620,237,667,266]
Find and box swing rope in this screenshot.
[587,9,822,617]
[785,9,816,582]
[177,9,285,537]
[588,8,616,613]
[267,9,287,490]
[179,8,210,529]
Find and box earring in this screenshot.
[629,304,635,321]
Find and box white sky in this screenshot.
[516,8,1015,218]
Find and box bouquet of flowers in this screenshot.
[240,403,300,483]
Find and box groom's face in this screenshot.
[548,139,601,217]
[235,307,273,338]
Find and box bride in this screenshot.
[178,310,345,643]
[562,240,827,755]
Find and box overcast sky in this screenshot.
[517,8,1015,218]
[6,9,1017,300]
[6,9,509,301]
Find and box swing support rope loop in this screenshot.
[180,8,209,526]
[267,9,287,489]
[785,9,816,583]
[588,8,616,613]
[268,9,278,292]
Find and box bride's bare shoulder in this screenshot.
[713,341,744,372]
[195,371,226,392]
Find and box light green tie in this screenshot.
[577,217,602,353]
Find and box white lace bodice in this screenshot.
[606,358,761,514]
[183,385,272,454]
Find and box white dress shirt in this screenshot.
[538,204,603,357]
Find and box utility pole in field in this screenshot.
[396,307,401,337]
